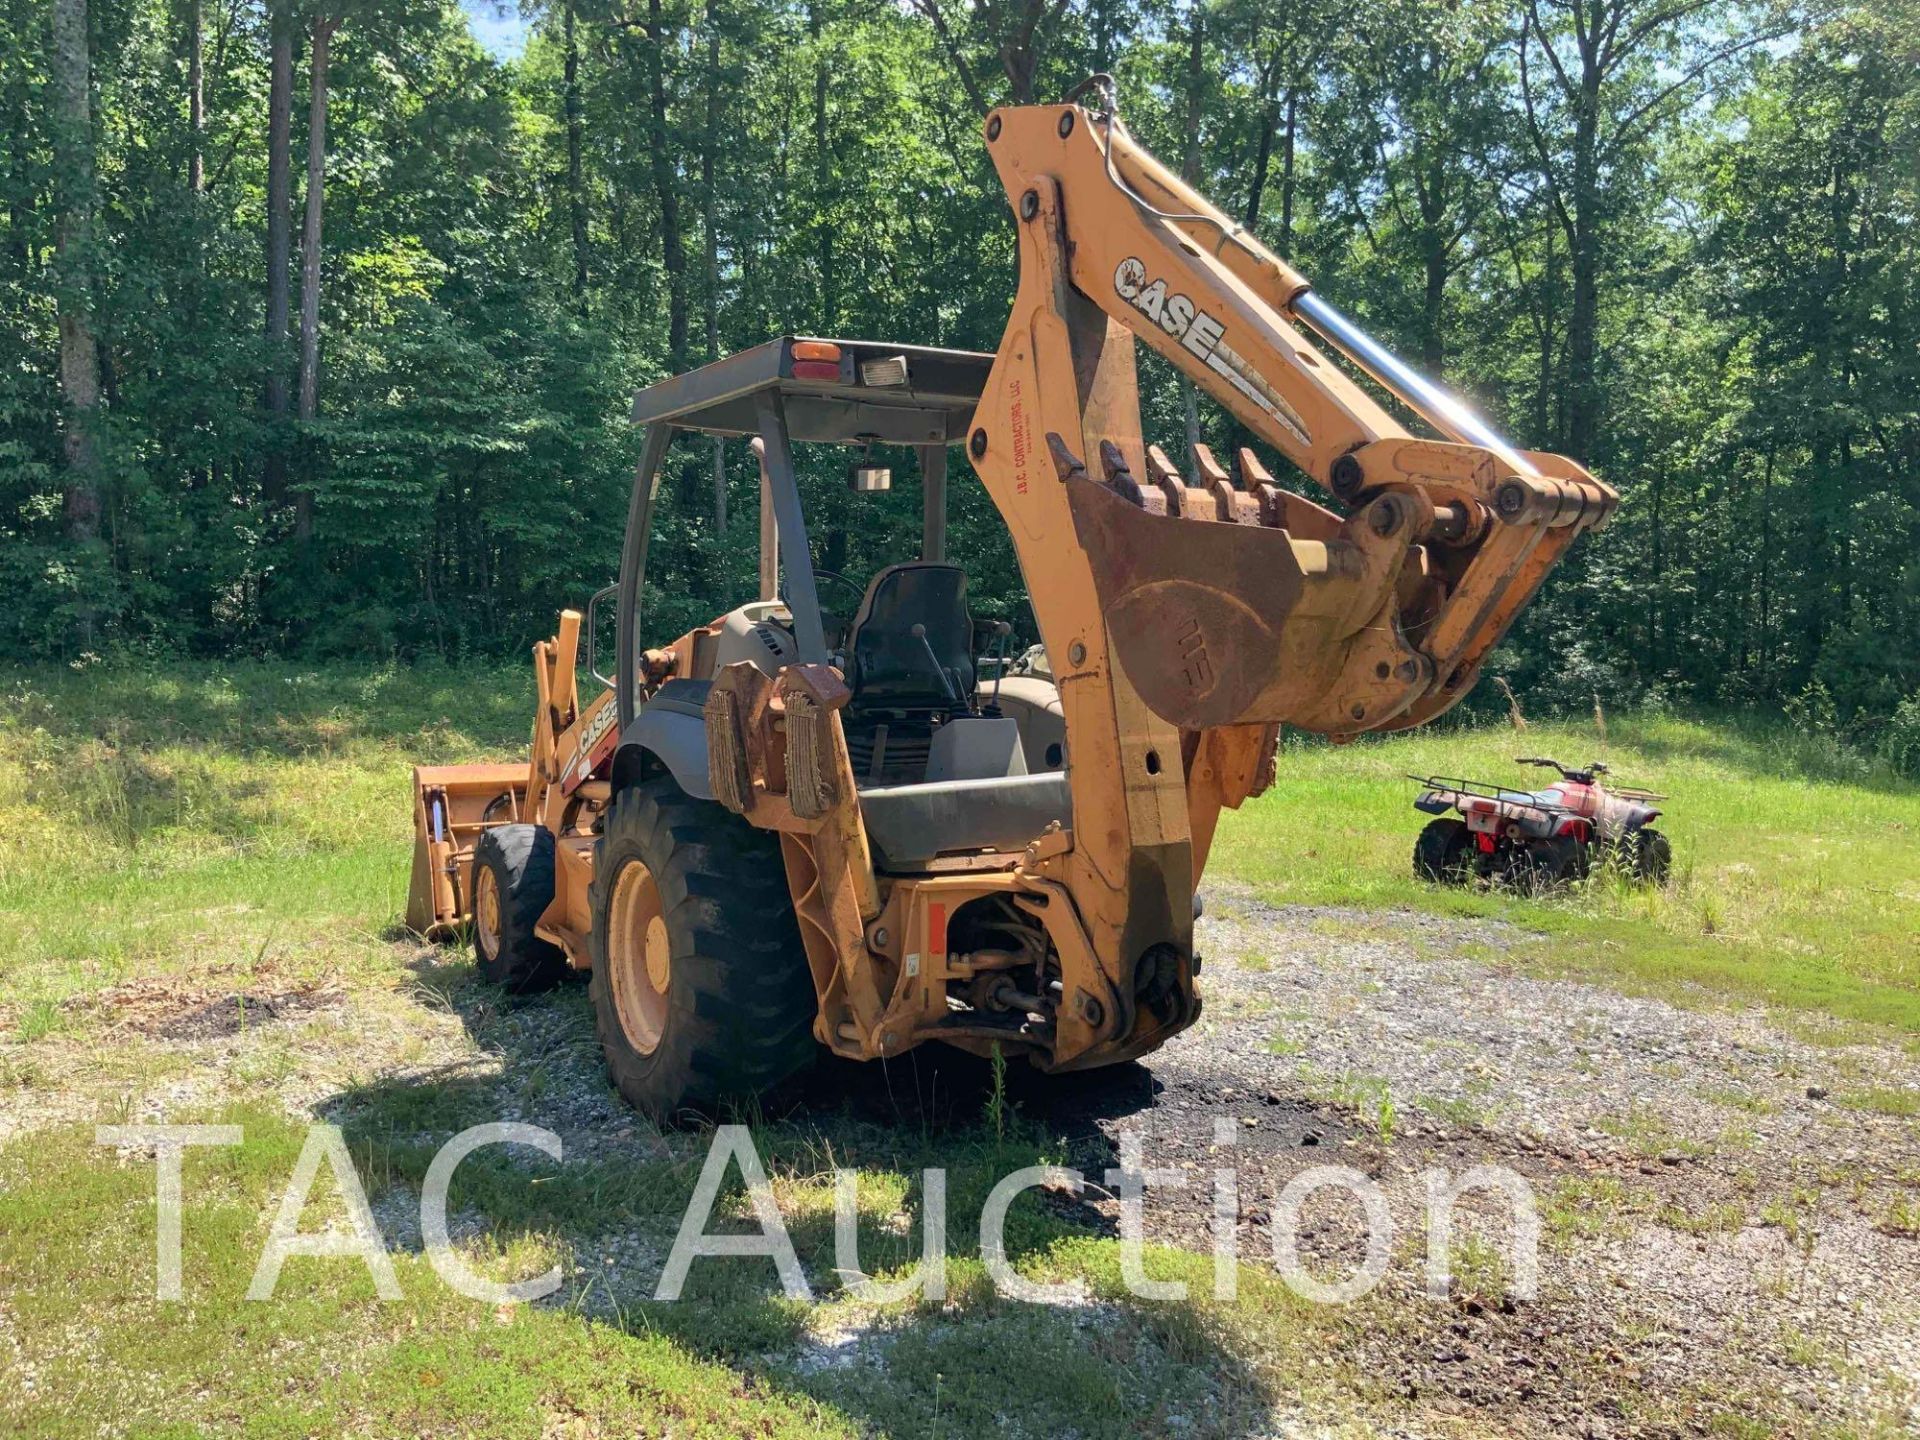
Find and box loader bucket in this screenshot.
[405,763,528,938]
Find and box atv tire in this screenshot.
[1413,818,1473,884]
[588,776,817,1119]
[1630,827,1672,886]
[471,824,569,994]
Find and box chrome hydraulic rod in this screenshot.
[1289,291,1538,479]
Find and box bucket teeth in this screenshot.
[1192,443,1260,525]
[1045,432,1089,484]
[1095,438,1150,509]
[1054,430,1354,536]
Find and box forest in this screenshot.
[2,0,1915,761]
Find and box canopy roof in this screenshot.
[628,337,994,446]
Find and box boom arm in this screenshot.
[970,92,1616,738]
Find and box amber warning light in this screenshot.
[790,341,843,381]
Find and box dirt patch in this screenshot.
[76,977,344,1041]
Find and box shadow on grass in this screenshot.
[318,952,1263,1435]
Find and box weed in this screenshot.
[1320,1071,1396,1144]
[1778,1324,1827,1369]
[1835,1088,1920,1118]
[1878,1197,1920,1236]
[984,1043,1009,1142]
[1415,1093,1488,1129]
[1699,1086,1780,1116]
[1593,1104,1706,1159]
[1656,1200,1747,1235]
[15,997,65,1042]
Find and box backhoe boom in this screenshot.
[970,93,1616,740]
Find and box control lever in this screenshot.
[983,620,1012,714]
[909,624,964,709]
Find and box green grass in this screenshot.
[1210,712,1920,1035]
[0,1099,1362,1437]
[0,663,533,1011]
[1834,1086,1920,1117]
[3,661,1918,1435]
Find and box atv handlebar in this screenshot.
[1514,756,1609,781]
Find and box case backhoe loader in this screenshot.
[407,80,1616,1117]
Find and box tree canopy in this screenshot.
[2,0,1915,756]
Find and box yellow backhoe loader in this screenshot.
[407,80,1615,1117]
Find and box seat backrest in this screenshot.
[847,563,974,709]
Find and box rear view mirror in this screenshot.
[849,461,891,492]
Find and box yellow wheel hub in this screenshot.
[608,861,671,1055]
[474,862,501,960]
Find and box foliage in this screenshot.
[0,0,1915,743]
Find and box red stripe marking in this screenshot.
[927,902,948,955]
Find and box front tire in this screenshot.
[1413,818,1472,884]
[1631,827,1672,885]
[588,777,817,1119]
[471,825,568,994]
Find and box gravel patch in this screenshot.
[1034,888,1920,1436]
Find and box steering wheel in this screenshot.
[804,570,867,653]
[811,570,866,610]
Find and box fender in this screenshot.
[611,707,714,801]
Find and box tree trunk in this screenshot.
[1421,233,1447,376]
[187,0,203,194]
[4,0,31,269]
[1179,7,1204,455]
[263,4,292,507]
[1277,86,1299,253]
[1243,57,1278,230]
[702,5,725,529]
[294,14,336,545]
[645,0,688,370]
[1561,60,1602,461]
[51,0,103,631]
[809,0,834,330]
[564,0,588,308]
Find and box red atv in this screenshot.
[1410,757,1671,888]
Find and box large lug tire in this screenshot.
[588,776,818,1119]
[1412,818,1472,885]
[470,824,568,994]
[1631,827,1673,886]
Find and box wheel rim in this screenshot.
[607,860,671,1055]
[474,862,501,960]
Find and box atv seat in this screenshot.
[857,771,1072,872]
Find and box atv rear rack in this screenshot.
[1410,774,1557,806]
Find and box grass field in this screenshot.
[1215,714,1920,1040]
[2,661,1917,1437]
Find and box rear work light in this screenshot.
[791,341,843,381]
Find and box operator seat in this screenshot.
[844,562,974,712]
[841,563,1074,870]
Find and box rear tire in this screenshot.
[1631,827,1672,885]
[588,776,817,1119]
[471,825,568,994]
[1413,818,1472,884]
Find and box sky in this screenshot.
[462,2,530,60]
